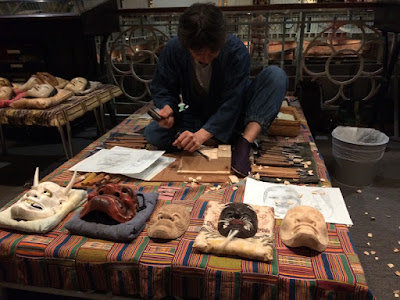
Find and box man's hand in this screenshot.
[157,105,175,128]
[173,129,213,152]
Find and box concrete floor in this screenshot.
[0,115,399,299]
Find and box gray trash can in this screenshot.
[331,126,389,187]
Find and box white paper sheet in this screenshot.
[123,156,176,181]
[69,147,165,174]
[243,178,353,225]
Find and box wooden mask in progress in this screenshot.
[280,205,328,252]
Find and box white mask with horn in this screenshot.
[11,168,77,221]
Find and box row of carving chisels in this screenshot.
[252,142,315,179]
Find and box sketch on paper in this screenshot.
[243,178,352,225]
[70,147,165,175]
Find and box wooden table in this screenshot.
[0,84,122,159]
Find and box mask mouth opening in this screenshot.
[24,199,44,210]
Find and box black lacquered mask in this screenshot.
[217,203,258,238]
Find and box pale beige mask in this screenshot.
[64,77,88,92]
[11,168,77,221]
[0,86,13,100]
[280,205,328,252]
[0,77,12,87]
[147,204,190,239]
[26,84,56,98]
[18,76,39,91]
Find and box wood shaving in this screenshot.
[312,191,318,194]
[371,251,376,255]
[196,176,202,181]
[276,178,282,181]
[395,293,399,298]
[394,248,399,253]
[228,175,239,184]
[367,242,371,246]
[394,290,400,294]
[365,212,369,215]
[232,186,238,190]
[308,170,314,175]
[188,177,193,181]
[376,197,379,200]
[319,192,325,195]
[364,251,370,256]
[320,178,326,182]
[357,189,362,193]
[396,271,400,276]
[368,233,373,238]
[375,257,379,260]
[388,263,394,268]
[398,241,400,245]
[253,173,260,180]
[288,200,294,205]
[370,217,375,220]
[298,194,303,198]
[386,215,391,218]
[258,166,263,170]
[292,179,299,182]
[284,180,290,185]
[303,163,309,169]
[306,161,312,165]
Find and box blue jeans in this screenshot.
[144,65,288,151]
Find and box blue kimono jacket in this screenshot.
[150,34,250,143]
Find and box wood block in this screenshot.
[177,145,231,175]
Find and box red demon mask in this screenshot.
[80,184,144,223]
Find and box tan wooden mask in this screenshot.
[147,204,190,240]
[280,205,328,252]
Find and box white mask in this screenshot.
[11,168,77,221]
[280,205,328,252]
[26,84,56,98]
[64,77,88,92]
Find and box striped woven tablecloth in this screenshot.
[0,102,374,300]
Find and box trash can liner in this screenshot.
[332,126,389,162]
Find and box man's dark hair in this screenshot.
[178,3,226,51]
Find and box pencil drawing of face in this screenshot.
[280,205,328,252]
[218,203,258,238]
[263,186,300,215]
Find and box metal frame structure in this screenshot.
[106,3,398,134]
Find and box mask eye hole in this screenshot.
[43,190,52,197]
[121,187,129,194]
[114,192,120,198]
[98,190,104,195]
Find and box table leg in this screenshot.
[66,121,74,158]
[105,100,117,126]
[57,125,71,159]
[93,108,105,135]
[100,103,106,133]
[0,124,6,155]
